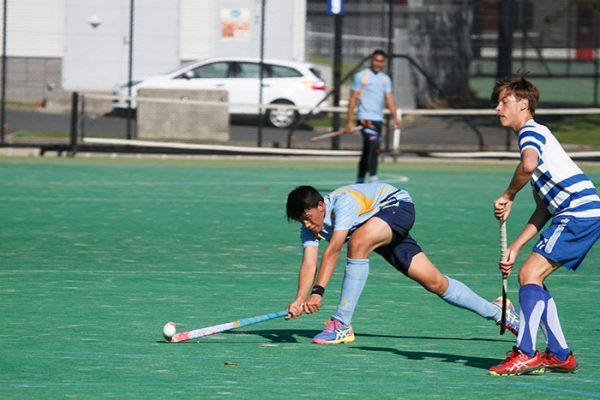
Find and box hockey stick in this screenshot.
[499,220,508,335]
[168,310,289,343]
[310,126,360,141]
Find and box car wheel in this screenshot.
[267,100,299,128]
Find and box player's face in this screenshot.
[495,90,527,131]
[370,54,386,73]
[299,202,326,233]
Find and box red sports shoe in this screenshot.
[542,349,579,373]
[488,346,545,376]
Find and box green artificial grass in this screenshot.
[1,157,599,399]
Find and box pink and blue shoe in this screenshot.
[312,318,355,344]
[492,296,519,336]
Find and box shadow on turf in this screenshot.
[235,329,505,370]
[159,329,512,369]
[164,329,506,369]
[218,328,513,344]
[353,346,499,370]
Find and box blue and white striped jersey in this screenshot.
[518,119,600,218]
[300,183,412,247]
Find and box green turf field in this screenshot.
[1,156,600,399]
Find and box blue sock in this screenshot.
[333,258,369,325]
[540,287,571,360]
[518,284,549,357]
[440,276,499,320]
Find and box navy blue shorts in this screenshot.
[373,201,423,275]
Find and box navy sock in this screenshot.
[517,284,549,357]
[540,287,571,360]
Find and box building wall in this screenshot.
[0,0,64,102]
[4,57,62,103]
[0,0,64,57]
[212,0,305,61]
[0,0,307,103]
[180,0,215,61]
[62,0,180,92]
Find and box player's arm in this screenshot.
[303,229,348,314]
[286,245,319,319]
[494,148,538,221]
[500,194,551,276]
[345,90,359,133]
[384,91,400,128]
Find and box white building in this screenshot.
[0,0,306,102]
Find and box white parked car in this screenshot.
[113,57,328,128]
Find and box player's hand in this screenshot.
[285,300,304,319]
[344,121,355,134]
[360,119,374,129]
[303,294,322,314]
[493,195,513,221]
[499,246,518,277]
[393,119,401,129]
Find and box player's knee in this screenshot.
[347,236,371,258]
[414,271,447,294]
[518,264,544,286]
[421,278,446,295]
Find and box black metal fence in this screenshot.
[306,0,600,106]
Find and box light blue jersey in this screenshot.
[301,183,412,247]
[518,119,600,218]
[351,68,392,121]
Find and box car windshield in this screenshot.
[164,60,199,75]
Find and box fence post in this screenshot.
[331,13,343,150]
[69,91,79,156]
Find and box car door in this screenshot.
[227,61,281,115]
[222,62,258,114]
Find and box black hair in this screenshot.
[286,186,323,221]
[371,49,386,58]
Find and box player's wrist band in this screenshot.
[311,285,325,296]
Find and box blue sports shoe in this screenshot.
[312,318,355,344]
[492,296,519,336]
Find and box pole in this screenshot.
[0,0,7,144]
[257,0,266,147]
[520,0,526,70]
[126,0,134,140]
[594,6,599,106]
[331,13,342,150]
[496,0,513,79]
[69,92,79,156]
[386,0,394,74]
[567,0,573,75]
[385,0,394,152]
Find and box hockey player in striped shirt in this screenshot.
[488,76,600,376]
